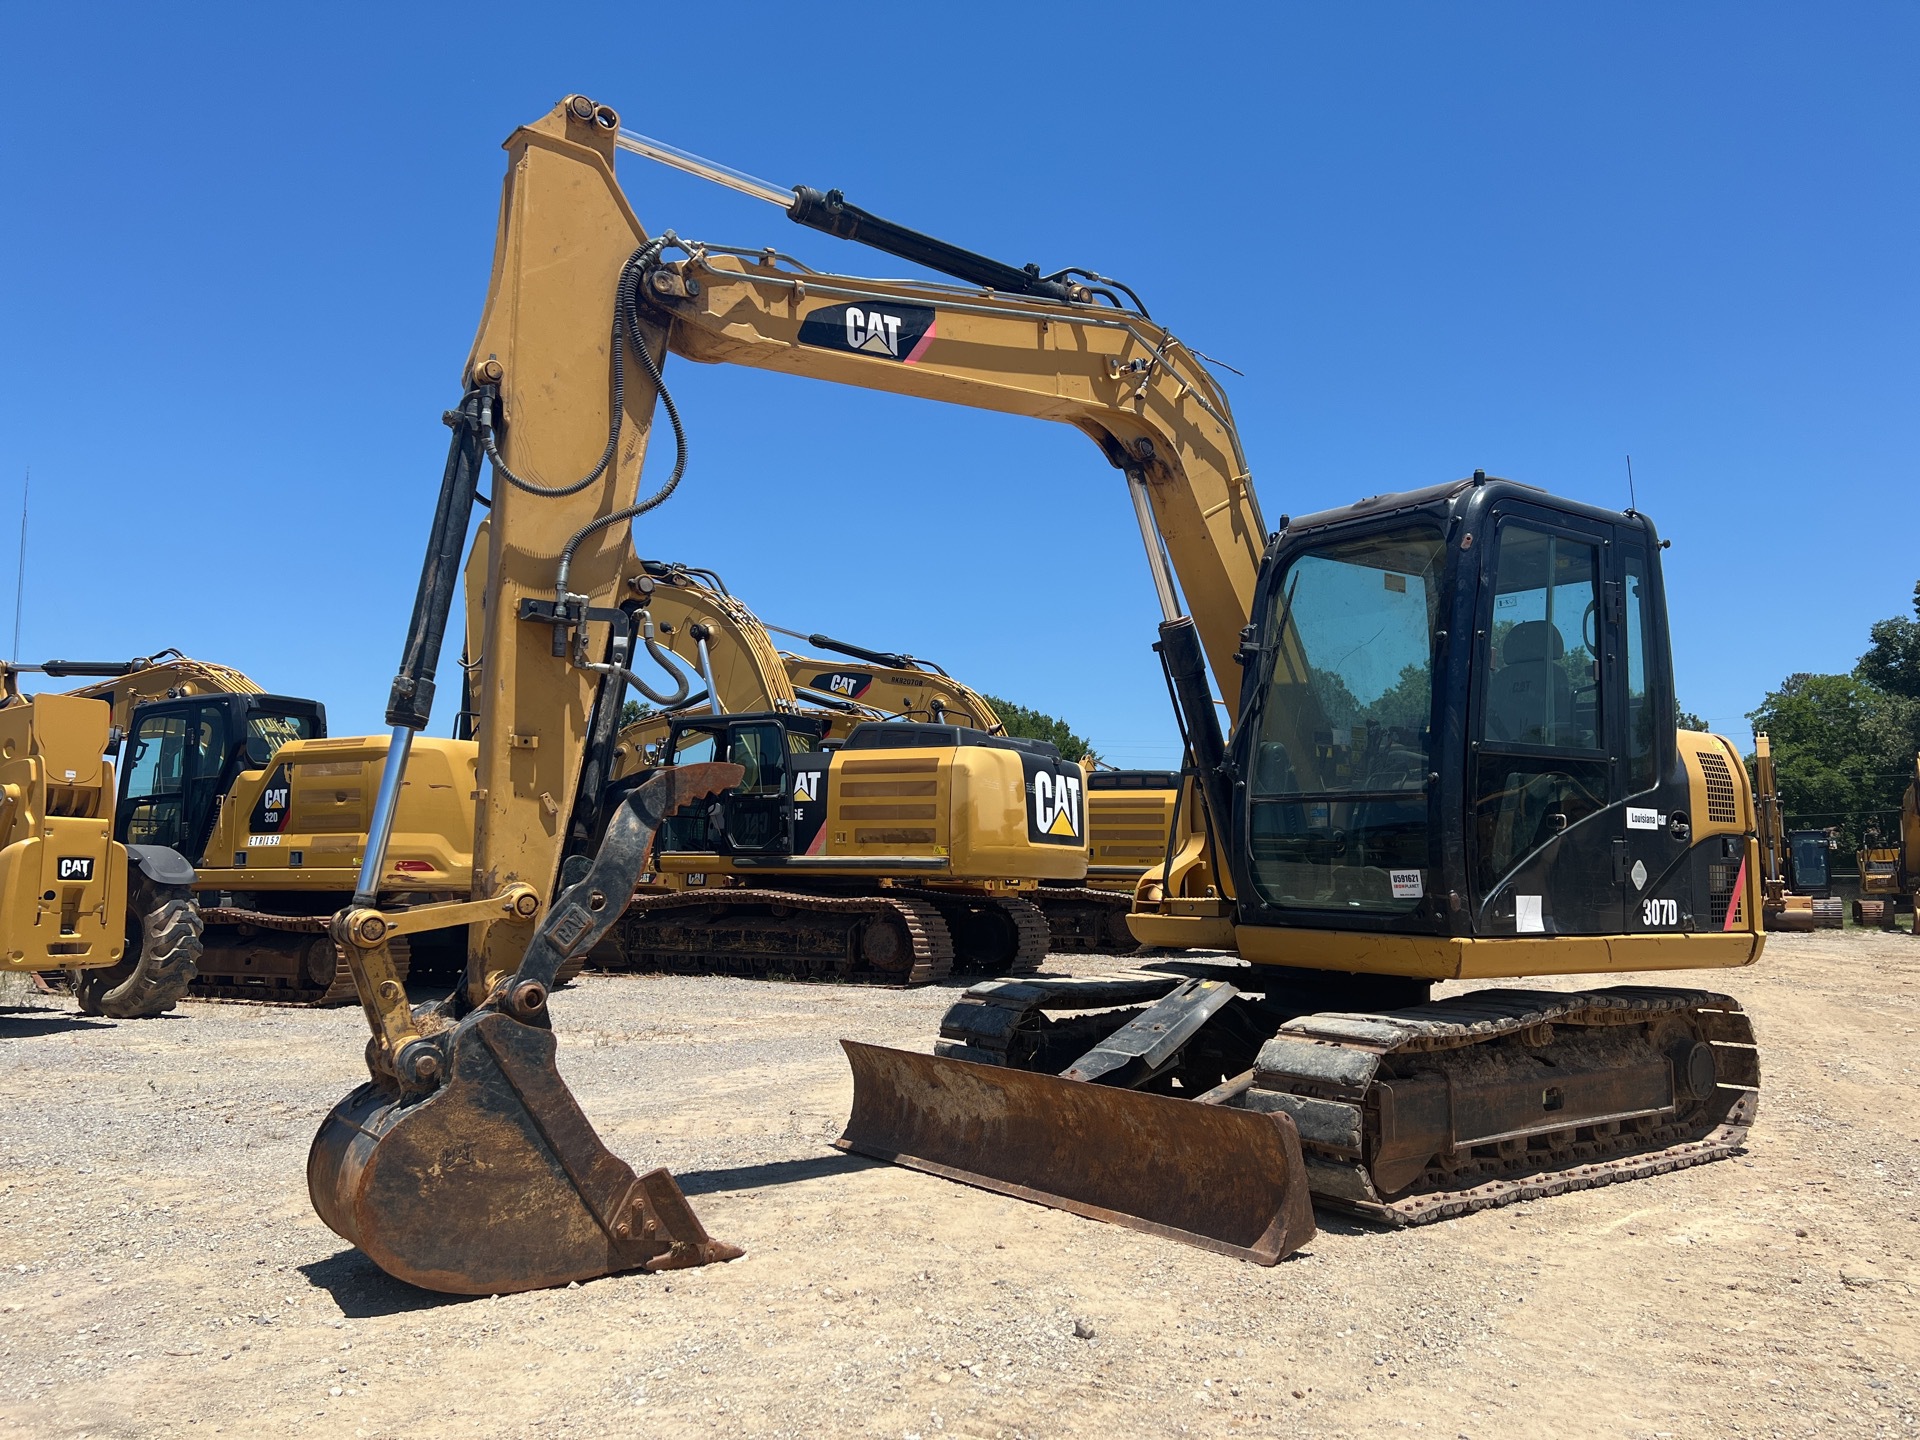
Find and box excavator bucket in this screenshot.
[837,1041,1316,1264]
[310,1013,740,1294]
[308,764,746,1295]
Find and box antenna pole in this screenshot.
[1626,454,1638,515]
[11,469,27,664]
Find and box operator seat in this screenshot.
[1487,620,1571,746]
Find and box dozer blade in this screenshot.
[837,1041,1316,1264]
[310,1010,741,1294]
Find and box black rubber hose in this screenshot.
[551,255,690,599]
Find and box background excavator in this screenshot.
[1857,752,1919,929]
[599,555,1075,981]
[462,538,1080,980]
[1751,731,1842,931]
[304,96,1763,1296]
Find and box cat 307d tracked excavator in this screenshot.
[306,96,1762,1295]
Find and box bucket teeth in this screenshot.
[309,1011,738,1294]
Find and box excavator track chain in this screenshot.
[1030,886,1138,954]
[906,891,1051,977]
[194,908,410,1007]
[935,971,1184,1069]
[1246,986,1760,1225]
[597,888,953,986]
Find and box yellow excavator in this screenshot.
[304,96,1762,1295]
[590,559,1074,980]
[0,661,201,1017]
[1751,732,1841,930]
[1858,752,1920,929]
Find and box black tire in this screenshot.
[72,870,202,1019]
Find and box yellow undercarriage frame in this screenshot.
[1133,835,1767,982]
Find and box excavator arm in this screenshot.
[309,95,1298,1294]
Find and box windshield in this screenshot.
[1246,524,1445,914]
[1789,832,1830,889]
[245,711,317,766]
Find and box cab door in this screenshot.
[1467,505,1627,935]
[716,721,793,855]
[1614,536,1697,930]
[116,700,230,863]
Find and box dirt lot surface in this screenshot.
[2,931,1917,1439]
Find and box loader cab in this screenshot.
[657,712,830,856]
[115,692,325,865]
[1230,475,1722,943]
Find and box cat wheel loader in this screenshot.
[29,651,476,1003]
[0,662,201,1017]
[305,95,1762,1296]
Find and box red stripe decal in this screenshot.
[902,319,938,365]
[1723,855,1749,931]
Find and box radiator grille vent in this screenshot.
[1695,750,1739,825]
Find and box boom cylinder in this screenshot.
[1157,617,1234,863]
[355,390,487,905]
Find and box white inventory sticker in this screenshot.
[1516,895,1544,933]
[246,834,283,847]
[1626,807,1662,830]
[1389,868,1424,900]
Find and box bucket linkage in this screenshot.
[309,763,743,1295]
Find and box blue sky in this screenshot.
[2,4,1913,767]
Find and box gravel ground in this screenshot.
[1,931,1917,1439]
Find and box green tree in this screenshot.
[1677,708,1709,732]
[1748,673,1919,852]
[1856,581,1920,700]
[980,695,1095,763]
[619,699,654,727]
[1360,662,1431,733]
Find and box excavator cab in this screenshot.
[1786,830,1832,897]
[1227,475,1757,953]
[655,712,829,857]
[116,693,326,864]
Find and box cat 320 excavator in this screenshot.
[595,558,1073,981]
[306,96,1762,1295]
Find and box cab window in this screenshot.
[1246,524,1444,914]
[1480,525,1601,750]
[1471,520,1607,896]
[1622,548,1657,793]
[727,723,786,796]
[671,729,718,766]
[244,711,317,768]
